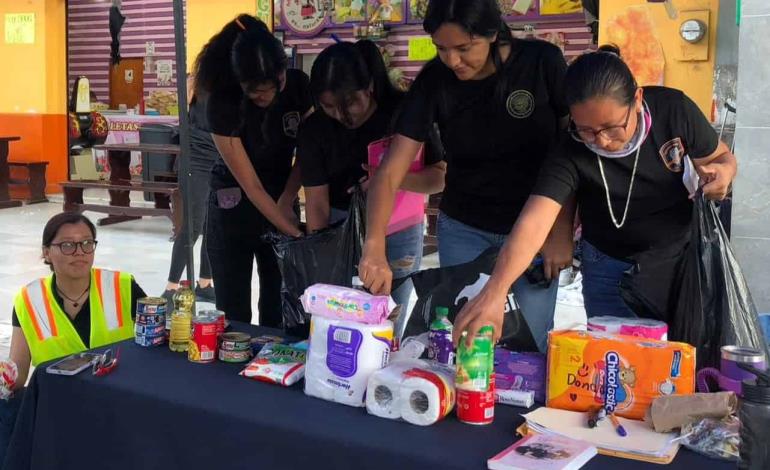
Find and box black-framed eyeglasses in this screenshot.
[50,240,98,255]
[569,105,634,143]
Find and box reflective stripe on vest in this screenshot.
[20,279,58,341]
[94,269,124,330]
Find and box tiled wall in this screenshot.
[732,0,770,312]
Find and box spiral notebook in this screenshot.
[519,408,680,465]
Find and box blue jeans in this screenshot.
[581,240,636,318]
[330,209,423,308]
[437,212,557,353]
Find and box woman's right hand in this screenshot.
[359,240,392,295]
[452,284,507,347]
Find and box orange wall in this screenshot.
[0,0,67,193]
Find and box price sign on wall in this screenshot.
[5,13,35,44]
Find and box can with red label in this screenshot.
[188,313,218,363]
[455,326,495,425]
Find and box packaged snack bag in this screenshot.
[547,330,696,420]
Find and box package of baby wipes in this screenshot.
[301,284,395,325]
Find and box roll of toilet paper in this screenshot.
[366,360,426,420]
[399,364,456,426]
[305,315,393,407]
[588,316,668,341]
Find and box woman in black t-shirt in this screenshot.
[297,41,445,308]
[194,15,311,326]
[453,48,737,344]
[358,0,574,351]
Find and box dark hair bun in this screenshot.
[598,44,622,58]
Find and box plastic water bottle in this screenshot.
[428,307,454,365]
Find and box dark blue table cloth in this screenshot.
[3,323,734,470]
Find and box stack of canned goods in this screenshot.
[135,297,167,347]
[188,311,223,364]
[218,332,252,363]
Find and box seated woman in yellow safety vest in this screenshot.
[0,212,145,460]
[10,212,145,380]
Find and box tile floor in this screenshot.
[0,192,585,360]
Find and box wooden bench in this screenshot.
[61,179,182,236]
[0,136,22,209]
[8,161,49,204]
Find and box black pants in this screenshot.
[168,170,212,283]
[206,188,283,327]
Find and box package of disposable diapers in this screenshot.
[547,330,696,420]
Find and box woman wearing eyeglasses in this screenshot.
[2,212,145,459]
[195,15,311,327]
[358,0,574,352]
[452,46,737,343]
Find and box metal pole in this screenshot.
[172,0,195,284]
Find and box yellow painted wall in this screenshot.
[0,0,68,192]
[599,0,719,116]
[186,0,257,72]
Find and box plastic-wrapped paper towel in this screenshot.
[587,315,668,340]
[305,315,393,407]
[366,360,456,425]
[301,284,395,325]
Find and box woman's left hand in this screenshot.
[699,162,734,201]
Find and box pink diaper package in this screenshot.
[301,284,395,325]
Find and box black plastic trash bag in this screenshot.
[621,193,768,368]
[265,189,366,337]
[397,248,538,352]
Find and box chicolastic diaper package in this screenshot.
[547,330,696,420]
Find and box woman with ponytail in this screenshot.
[453,46,737,344]
[194,15,312,327]
[297,40,445,307]
[358,0,572,351]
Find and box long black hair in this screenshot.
[423,0,514,103]
[310,40,403,115]
[565,45,637,107]
[193,14,286,101]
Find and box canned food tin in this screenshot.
[135,333,167,348]
[218,348,252,363]
[135,324,166,336]
[136,313,165,327]
[189,314,218,363]
[220,332,251,352]
[456,388,495,425]
[137,297,167,316]
[200,310,226,336]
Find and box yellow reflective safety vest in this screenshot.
[13,268,135,366]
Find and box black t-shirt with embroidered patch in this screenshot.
[298,102,443,211]
[12,276,146,348]
[533,86,719,259]
[207,69,312,200]
[396,39,568,234]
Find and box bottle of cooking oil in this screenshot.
[169,280,195,352]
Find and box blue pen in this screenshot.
[609,413,627,437]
